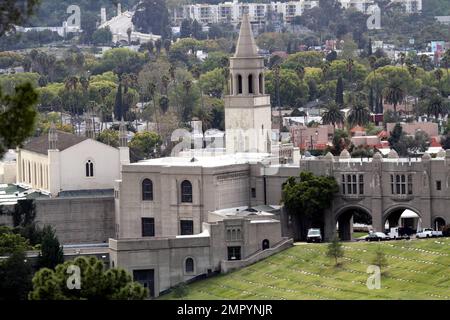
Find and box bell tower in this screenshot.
[224,14,272,154]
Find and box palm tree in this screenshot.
[347,102,371,127]
[383,77,405,118]
[427,93,446,122]
[322,102,344,128]
[434,68,444,94]
[64,76,79,91]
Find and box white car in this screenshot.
[416,228,434,238]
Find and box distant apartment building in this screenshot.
[173,0,422,26]
[172,0,320,26]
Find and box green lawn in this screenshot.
[161,238,450,300]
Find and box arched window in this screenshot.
[181,180,193,203]
[237,74,243,94]
[259,73,263,94]
[248,74,254,94]
[185,257,194,273]
[85,160,94,177]
[142,179,153,201]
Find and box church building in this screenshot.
[16,122,130,197]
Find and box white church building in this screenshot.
[16,123,130,197]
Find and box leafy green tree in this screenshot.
[37,226,64,270]
[92,27,113,46]
[180,19,192,38]
[326,235,344,266]
[371,246,388,271]
[282,171,339,240]
[97,129,119,147]
[0,233,30,255]
[129,131,162,161]
[265,68,309,108]
[0,250,33,300]
[132,0,171,39]
[330,129,352,155]
[0,82,38,156]
[29,256,148,300]
[199,68,226,99]
[388,123,403,146]
[0,0,41,36]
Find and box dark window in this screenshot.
[180,220,194,235]
[142,179,153,201]
[237,74,242,94]
[227,246,241,261]
[408,175,413,194]
[251,187,256,198]
[436,180,442,191]
[248,74,253,94]
[185,258,194,273]
[85,160,94,177]
[391,174,412,195]
[359,175,364,194]
[141,218,155,237]
[259,73,263,94]
[181,180,193,203]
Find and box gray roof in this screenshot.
[22,131,87,155]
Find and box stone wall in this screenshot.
[35,196,115,244]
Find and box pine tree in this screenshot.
[37,226,64,270]
[326,235,344,266]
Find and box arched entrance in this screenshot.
[335,206,372,241]
[383,207,421,234]
[434,217,446,231]
[262,239,270,250]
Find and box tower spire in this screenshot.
[234,14,258,58]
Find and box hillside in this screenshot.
[162,238,450,300]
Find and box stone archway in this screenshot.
[335,206,372,241]
[383,206,421,234]
[434,217,446,231]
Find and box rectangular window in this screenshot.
[391,174,412,195]
[436,180,442,191]
[251,187,256,198]
[359,175,364,194]
[141,218,155,237]
[227,246,241,261]
[341,175,346,194]
[180,220,194,235]
[408,174,413,194]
